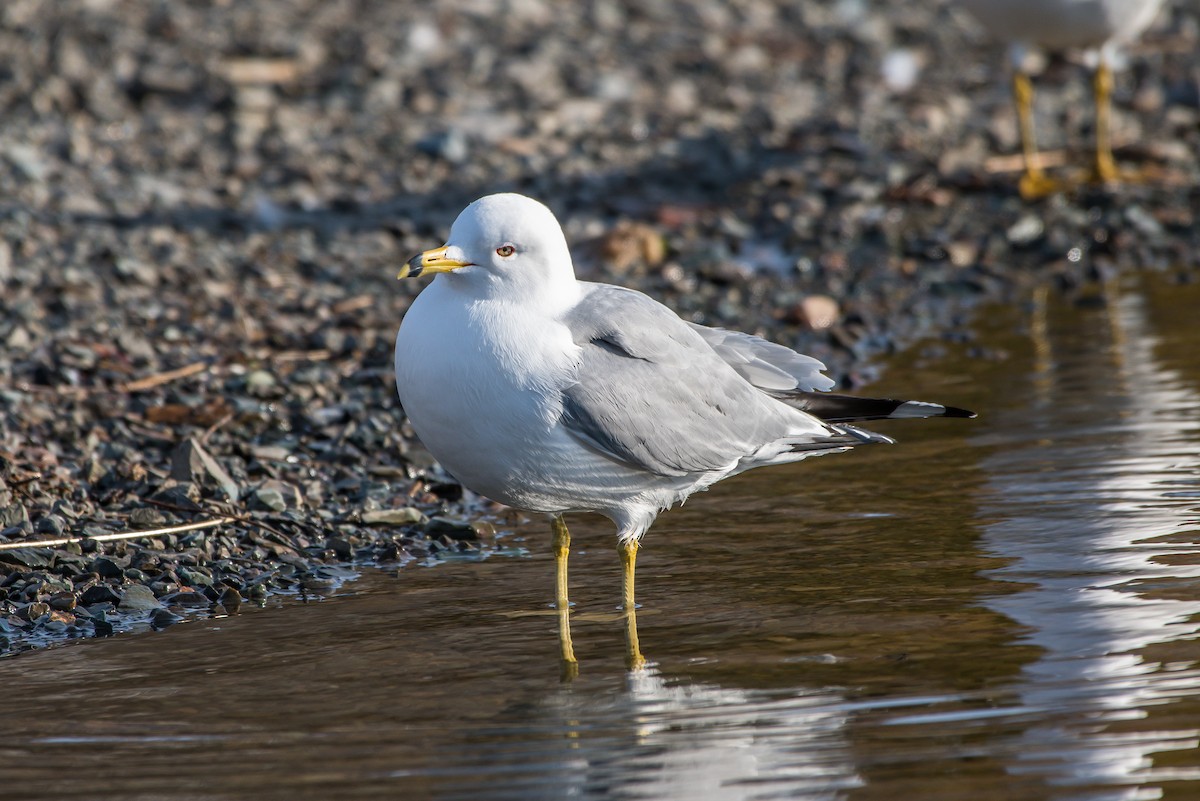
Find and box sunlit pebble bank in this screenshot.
[2,0,1199,653]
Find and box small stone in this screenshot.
[945,241,979,268]
[51,500,78,521]
[170,438,240,502]
[245,370,279,398]
[161,591,209,608]
[0,548,54,569]
[300,575,335,592]
[424,517,480,541]
[80,584,121,606]
[22,601,51,622]
[114,257,158,286]
[252,487,286,512]
[217,587,243,610]
[1124,205,1164,237]
[151,482,203,509]
[35,514,65,536]
[124,568,149,583]
[119,584,162,612]
[416,128,469,164]
[149,581,179,597]
[251,480,302,511]
[881,47,921,93]
[1006,215,1044,246]
[360,507,427,526]
[797,295,840,330]
[600,221,667,274]
[47,592,77,611]
[3,143,49,181]
[1,503,29,529]
[90,556,129,579]
[326,537,354,560]
[128,508,167,527]
[178,567,213,588]
[150,608,183,630]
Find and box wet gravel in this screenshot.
[2,0,1199,654]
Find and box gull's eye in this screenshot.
[495,244,516,257]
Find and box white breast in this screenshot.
[395,278,586,512]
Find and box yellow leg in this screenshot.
[1013,71,1062,199]
[553,516,578,679]
[1092,60,1118,184]
[619,539,646,671]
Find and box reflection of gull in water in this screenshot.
[513,664,862,801]
[979,280,1200,795]
[612,669,861,801]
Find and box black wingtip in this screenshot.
[789,392,977,423]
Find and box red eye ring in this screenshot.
[495,245,516,257]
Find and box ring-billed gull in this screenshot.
[394,193,974,672]
[960,0,1165,197]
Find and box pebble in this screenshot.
[1006,215,1045,246]
[361,508,427,526]
[796,296,841,331]
[119,585,162,612]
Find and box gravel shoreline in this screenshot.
[2,0,1198,655]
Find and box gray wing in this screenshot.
[686,323,836,394]
[560,284,849,478]
[689,322,975,423]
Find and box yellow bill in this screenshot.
[398,245,472,279]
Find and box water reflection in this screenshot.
[5,276,1200,801]
[979,277,1200,796]
[549,666,859,796]
[492,667,862,801]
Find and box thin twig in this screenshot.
[121,361,210,392]
[984,150,1069,174]
[141,498,294,542]
[0,517,234,552]
[270,349,332,363]
[200,410,236,445]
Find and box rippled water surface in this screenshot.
[5,273,1200,800]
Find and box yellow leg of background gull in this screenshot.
[619,539,647,671]
[1092,59,1119,184]
[1013,71,1062,199]
[552,515,578,680]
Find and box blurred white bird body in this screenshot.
[959,0,1165,195]
[961,0,1164,55]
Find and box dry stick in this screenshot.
[0,517,234,552]
[121,361,210,392]
[270,348,332,363]
[17,360,212,397]
[141,497,294,542]
[200,410,236,445]
[983,133,1146,175]
[984,149,1069,173]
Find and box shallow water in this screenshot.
[5,272,1200,801]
